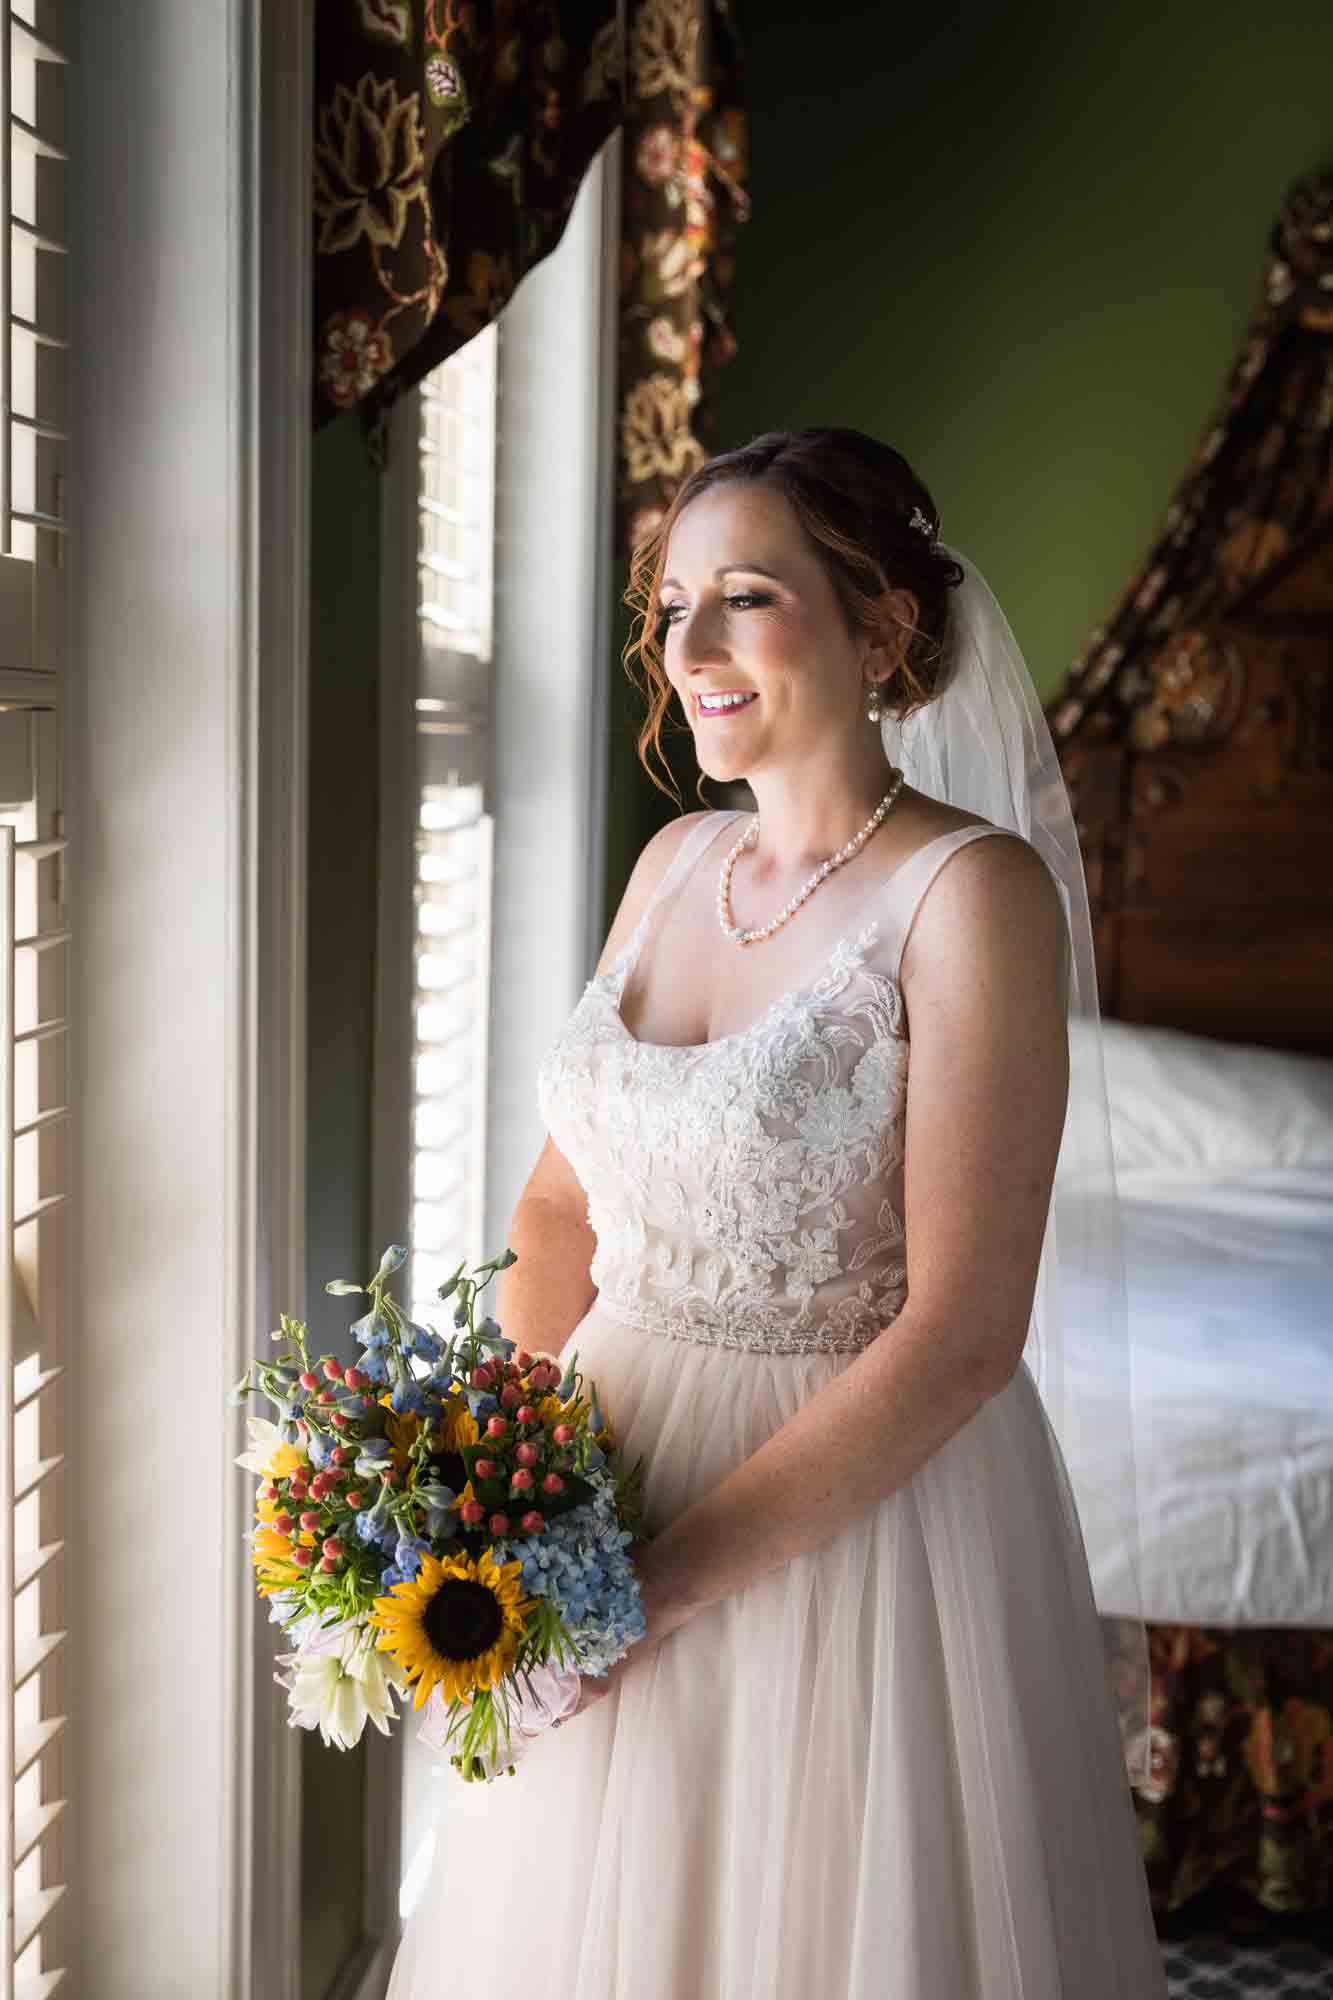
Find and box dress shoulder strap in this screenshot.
[624,810,745,961]
[879,823,1029,985]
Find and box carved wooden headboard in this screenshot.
[1052,512,1333,1060]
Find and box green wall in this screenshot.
[604,0,1333,913]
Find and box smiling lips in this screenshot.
[696,690,758,717]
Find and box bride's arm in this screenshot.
[496,809,713,1363]
[633,833,1071,1646]
[495,1136,598,1362]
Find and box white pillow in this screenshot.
[1066,1017,1333,1182]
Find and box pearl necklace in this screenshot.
[717,769,906,945]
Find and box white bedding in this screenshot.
[1071,1167,1333,1628]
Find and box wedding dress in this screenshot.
[386,808,1168,2000]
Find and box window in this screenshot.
[369,140,618,1942]
[407,327,498,1327]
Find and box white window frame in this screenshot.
[361,128,622,1984]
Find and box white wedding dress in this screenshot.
[386,809,1167,2000]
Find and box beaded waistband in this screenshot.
[593,1288,890,1358]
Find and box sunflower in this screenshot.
[431,1394,480,1455]
[378,1391,425,1478]
[367,1546,535,1709]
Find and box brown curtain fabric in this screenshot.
[313,1,625,467]
[614,0,748,563]
[1047,167,1333,753]
[1116,1618,1333,1916]
[313,0,749,509]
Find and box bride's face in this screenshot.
[658,481,882,785]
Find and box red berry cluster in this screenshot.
[261,1358,372,1573]
[457,1348,578,1540]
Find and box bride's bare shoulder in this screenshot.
[890,782,994,849]
[876,784,992,872]
[593,809,719,978]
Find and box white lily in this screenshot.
[275,1629,406,1750]
[235,1415,287,1476]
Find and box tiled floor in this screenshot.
[1158,1888,1333,1996]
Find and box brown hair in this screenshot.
[621,426,966,808]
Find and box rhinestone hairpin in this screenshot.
[909,505,934,538]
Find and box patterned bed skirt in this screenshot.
[1104,1618,1333,1915]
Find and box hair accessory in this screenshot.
[908,505,934,538]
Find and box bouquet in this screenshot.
[231,1244,650,1780]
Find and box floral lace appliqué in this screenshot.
[536,920,912,1357]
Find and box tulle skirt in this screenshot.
[385,1301,1167,2000]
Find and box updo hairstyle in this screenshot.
[621,426,966,806]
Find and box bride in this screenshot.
[386,426,1166,1999]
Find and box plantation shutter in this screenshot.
[0,4,70,1995]
[404,324,498,1332]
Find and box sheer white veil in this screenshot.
[880,542,1151,1792]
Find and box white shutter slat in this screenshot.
[8,21,65,69]
[11,1024,61,1049]
[6,318,58,351]
[12,1796,62,1869]
[13,1629,60,1690]
[10,1112,63,1142]
[14,1715,63,1781]
[12,1542,58,1594]
[11,1197,64,1230]
[7,120,63,166]
[14,1972,64,2000]
[12,1362,58,1411]
[11,1455,56,1504]
[12,1886,61,1961]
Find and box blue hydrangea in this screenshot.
[491,1476,646,1678]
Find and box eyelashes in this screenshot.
[654,592,770,639]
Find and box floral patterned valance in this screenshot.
[1049,166,1333,753]
[314,1,625,467]
[313,0,750,530]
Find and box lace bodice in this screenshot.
[536,812,1023,1356]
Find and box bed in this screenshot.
[1048,508,1333,1915]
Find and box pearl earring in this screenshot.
[865,681,882,724]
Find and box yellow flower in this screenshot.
[378,1393,426,1477]
[430,1396,479,1454]
[251,1525,305,1597]
[256,1495,316,1546]
[263,1441,308,1481]
[367,1547,535,1709]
